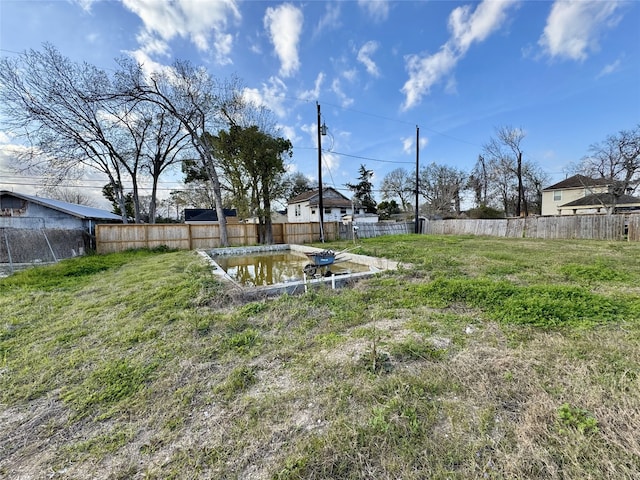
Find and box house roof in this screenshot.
[543,174,612,191]
[0,190,121,220]
[288,187,352,207]
[560,193,640,208]
[184,208,237,222]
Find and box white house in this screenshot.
[288,187,355,223]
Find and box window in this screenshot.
[553,191,562,201]
[325,207,332,214]
[311,209,316,214]
[340,208,347,215]
[294,204,301,217]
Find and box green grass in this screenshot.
[1,237,639,479]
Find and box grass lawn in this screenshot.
[1,235,639,479]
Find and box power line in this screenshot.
[0,180,185,191]
[292,146,413,165]
[326,149,413,165]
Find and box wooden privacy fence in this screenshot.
[338,221,414,239]
[96,222,339,254]
[96,215,640,253]
[425,214,640,241]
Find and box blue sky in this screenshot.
[1,0,639,209]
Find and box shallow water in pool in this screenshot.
[213,251,369,287]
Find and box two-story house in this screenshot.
[541,174,640,215]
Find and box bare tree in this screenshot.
[116,59,241,245]
[40,187,97,207]
[131,106,191,223]
[419,163,467,217]
[522,162,549,215]
[579,125,640,201]
[380,168,413,212]
[0,44,132,221]
[484,126,527,216]
[468,155,489,207]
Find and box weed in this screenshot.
[389,338,447,362]
[560,260,628,283]
[223,328,260,353]
[418,278,627,328]
[557,403,599,434]
[215,365,257,401]
[62,358,157,417]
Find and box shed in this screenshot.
[1,191,121,269]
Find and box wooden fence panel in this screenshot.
[96,222,336,253]
[351,222,412,239]
[424,215,636,241]
[628,215,640,241]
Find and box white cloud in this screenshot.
[449,0,514,54]
[300,123,340,179]
[401,134,429,154]
[122,0,240,64]
[299,72,325,101]
[358,0,390,22]
[331,78,354,108]
[597,58,621,78]
[343,68,357,82]
[72,0,98,13]
[320,151,340,180]
[126,48,174,79]
[401,0,517,111]
[314,2,341,37]
[402,46,458,110]
[241,76,289,118]
[264,3,303,78]
[402,136,413,155]
[357,41,380,77]
[538,0,621,61]
[278,124,299,145]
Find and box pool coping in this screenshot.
[198,244,400,296]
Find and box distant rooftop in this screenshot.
[544,174,612,191]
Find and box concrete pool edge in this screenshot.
[197,244,401,296]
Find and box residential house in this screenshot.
[541,174,640,215]
[0,190,121,265]
[287,187,356,223]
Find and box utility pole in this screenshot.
[414,125,420,233]
[317,102,324,242]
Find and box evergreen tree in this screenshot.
[346,164,377,213]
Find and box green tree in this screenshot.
[284,172,316,200]
[346,164,377,213]
[103,183,134,220]
[210,125,292,244]
[377,200,401,220]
